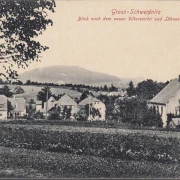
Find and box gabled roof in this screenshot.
[150,79,180,105]
[48,96,56,103]
[57,94,77,106]
[171,118,180,126]
[79,96,102,106]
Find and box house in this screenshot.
[149,76,180,127]
[107,90,126,97]
[169,118,180,128]
[78,96,106,120]
[36,100,43,112]
[44,96,57,111]
[57,94,78,115]
[0,95,7,120]
[8,97,26,118]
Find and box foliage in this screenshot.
[48,106,61,120]
[136,79,168,100]
[62,106,72,119]
[0,78,4,84]
[84,104,101,119]
[7,100,13,113]
[126,81,136,97]
[0,0,56,79]
[11,80,23,85]
[13,86,25,94]
[109,83,118,92]
[33,111,45,119]
[0,85,13,97]
[37,86,52,106]
[26,99,36,118]
[103,85,108,91]
[79,92,88,102]
[114,97,163,127]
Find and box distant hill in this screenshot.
[19,66,144,87]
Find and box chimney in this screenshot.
[179,75,180,82]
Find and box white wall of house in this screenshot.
[44,102,57,111]
[92,101,106,121]
[36,104,43,112]
[149,104,166,127]
[0,111,7,120]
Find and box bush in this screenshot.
[114,97,163,127]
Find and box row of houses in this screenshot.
[0,93,106,120]
[0,95,26,120]
[36,94,106,120]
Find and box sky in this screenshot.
[19,0,180,82]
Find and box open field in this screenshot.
[0,123,180,162]
[0,84,82,101]
[1,123,180,178]
[0,146,180,178]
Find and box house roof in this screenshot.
[150,79,180,105]
[48,96,56,103]
[79,96,102,106]
[171,118,180,126]
[8,97,26,112]
[57,94,77,106]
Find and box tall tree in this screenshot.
[37,86,52,103]
[0,0,56,79]
[126,81,136,97]
[79,92,88,102]
[103,85,108,91]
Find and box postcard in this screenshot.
[0,0,180,179]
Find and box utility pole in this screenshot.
[45,86,48,120]
[88,90,91,121]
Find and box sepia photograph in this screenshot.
[0,0,180,179]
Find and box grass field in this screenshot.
[0,146,180,178]
[1,123,180,178]
[0,84,82,101]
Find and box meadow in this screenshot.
[0,121,180,178]
[0,84,82,101]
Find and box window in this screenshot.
[0,114,2,116]
[161,106,163,114]
[157,106,159,111]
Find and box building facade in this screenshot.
[149,77,180,127]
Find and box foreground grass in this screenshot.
[0,146,180,178]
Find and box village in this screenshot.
[0,75,180,128]
[0,80,125,122]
